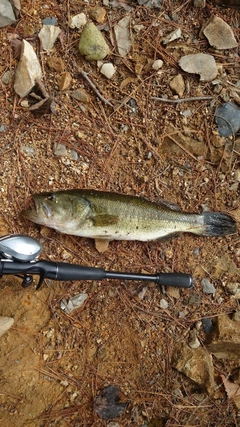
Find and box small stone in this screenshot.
[69,13,87,29]
[89,6,106,23]
[152,59,163,70]
[42,17,57,25]
[179,53,218,82]
[201,278,216,296]
[0,316,14,337]
[188,330,201,349]
[160,298,168,309]
[54,143,67,156]
[58,72,72,90]
[47,56,65,72]
[169,74,185,97]
[163,28,182,44]
[203,15,238,50]
[100,63,116,79]
[71,89,90,103]
[79,22,110,61]
[2,70,14,85]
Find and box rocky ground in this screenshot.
[0,0,240,426]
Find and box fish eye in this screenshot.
[46,194,55,201]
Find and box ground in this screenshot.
[0,0,240,426]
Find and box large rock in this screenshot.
[79,22,110,61]
[14,40,42,97]
[172,340,215,394]
[202,15,238,50]
[207,314,240,360]
[179,53,218,82]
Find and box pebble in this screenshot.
[152,59,163,70]
[69,13,87,29]
[201,278,216,296]
[170,74,185,97]
[188,330,200,349]
[58,71,72,90]
[53,143,67,157]
[160,298,168,309]
[71,89,90,103]
[100,63,116,79]
[89,6,106,23]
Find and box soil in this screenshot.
[0,0,240,426]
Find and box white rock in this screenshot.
[160,298,169,309]
[14,40,42,97]
[152,59,163,70]
[0,316,14,337]
[100,63,116,79]
[39,25,62,52]
[69,13,87,29]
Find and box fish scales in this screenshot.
[22,189,237,241]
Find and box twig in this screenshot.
[151,96,214,104]
[78,68,113,107]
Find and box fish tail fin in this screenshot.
[202,212,237,236]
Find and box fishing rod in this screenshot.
[0,234,193,290]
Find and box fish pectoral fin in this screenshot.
[92,215,119,227]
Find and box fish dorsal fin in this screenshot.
[92,215,119,227]
[157,198,181,212]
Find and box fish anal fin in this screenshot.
[92,215,119,227]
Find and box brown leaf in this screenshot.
[221,375,240,398]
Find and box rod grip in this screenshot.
[156,273,193,288]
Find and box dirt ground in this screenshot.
[0,0,240,426]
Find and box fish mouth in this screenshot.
[22,196,51,221]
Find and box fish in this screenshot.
[22,189,237,241]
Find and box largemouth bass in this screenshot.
[22,189,237,241]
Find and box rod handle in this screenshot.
[156,273,193,288]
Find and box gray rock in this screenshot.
[201,278,216,296]
[179,53,218,82]
[0,316,14,337]
[203,15,238,50]
[215,102,240,137]
[0,0,16,28]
